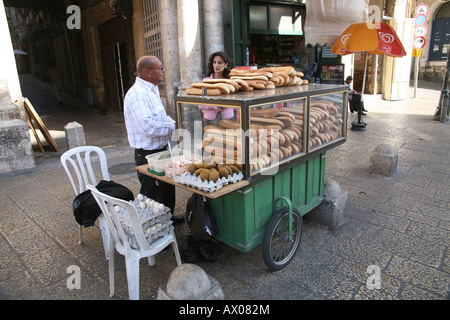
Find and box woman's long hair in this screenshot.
[207,51,232,79]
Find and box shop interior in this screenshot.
[248,2,383,93]
[248,2,311,76]
[251,34,303,66]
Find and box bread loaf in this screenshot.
[274,66,295,75]
[186,87,221,96]
[250,108,280,118]
[244,80,266,90]
[219,119,240,130]
[202,78,240,90]
[191,82,231,94]
[231,75,269,81]
[274,116,294,127]
[250,117,284,128]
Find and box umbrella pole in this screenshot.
[361,52,368,98]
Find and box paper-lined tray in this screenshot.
[174,171,244,192]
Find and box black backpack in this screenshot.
[72,180,134,227]
[179,236,223,263]
[186,193,219,241]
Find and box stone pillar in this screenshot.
[203,0,225,67]
[157,264,223,300]
[368,144,398,177]
[0,0,35,176]
[160,0,181,118]
[64,122,86,149]
[131,0,145,59]
[177,0,203,89]
[304,179,348,230]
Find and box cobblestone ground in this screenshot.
[0,75,448,302]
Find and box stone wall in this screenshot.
[420,62,447,82]
[0,118,35,176]
[0,1,35,176]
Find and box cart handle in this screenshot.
[275,196,293,241]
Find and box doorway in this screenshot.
[98,16,135,112]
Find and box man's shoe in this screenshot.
[362,109,368,112]
[361,112,367,116]
[172,215,185,225]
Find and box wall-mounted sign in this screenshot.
[415,3,429,17]
[414,25,427,38]
[415,14,427,26]
[413,36,426,49]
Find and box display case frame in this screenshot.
[174,83,348,183]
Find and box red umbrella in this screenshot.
[332,22,407,95]
[331,22,406,57]
[331,22,407,130]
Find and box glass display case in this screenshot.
[174,83,348,182]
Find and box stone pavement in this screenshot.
[0,74,448,301]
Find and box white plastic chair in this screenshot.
[87,184,182,300]
[60,146,111,260]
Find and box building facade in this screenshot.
[416,0,450,82]
[1,0,449,174]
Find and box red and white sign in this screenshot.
[413,36,426,49]
[415,3,429,17]
[414,25,427,37]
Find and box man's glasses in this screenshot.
[148,66,165,72]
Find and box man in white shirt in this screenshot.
[124,55,177,216]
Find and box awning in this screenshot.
[304,0,369,46]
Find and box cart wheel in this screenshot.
[262,206,303,270]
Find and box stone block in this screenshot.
[64,121,85,149]
[368,144,397,177]
[157,264,223,300]
[304,179,347,230]
[0,119,35,175]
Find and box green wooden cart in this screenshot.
[173,84,348,270]
[207,152,325,269]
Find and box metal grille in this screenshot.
[141,0,165,93]
[142,0,160,32]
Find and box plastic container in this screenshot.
[164,165,188,179]
[170,148,193,166]
[146,150,172,173]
